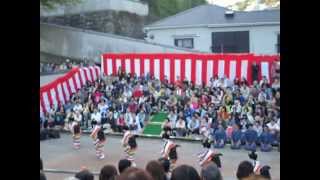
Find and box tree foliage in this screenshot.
[231,0,280,11]
[141,0,207,20]
[40,0,82,10]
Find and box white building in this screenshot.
[143,4,280,55]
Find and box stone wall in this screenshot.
[40,10,148,39]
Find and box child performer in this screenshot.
[197,137,223,168]
[71,121,81,149]
[161,132,180,172]
[94,129,106,160]
[90,121,102,144]
[121,127,138,167]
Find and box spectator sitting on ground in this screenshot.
[145,160,166,180]
[213,124,227,148]
[200,162,223,180]
[118,159,132,174]
[259,126,273,152]
[99,165,118,180]
[187,115,200,136]
[231,123,242,150]
[244,124,258,151]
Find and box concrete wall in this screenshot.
[40,23,202,63]
[40,73,67,87]
[40,0,148,17]
[145,25,280,54]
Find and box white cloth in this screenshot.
[73,104,83,112]
[91,112,101,123]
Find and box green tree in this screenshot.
[231,0,279,11]
[40,0,82,10]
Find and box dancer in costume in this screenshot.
[161,132,180,172]
[94,128,106,159]
[248,151,272,179]
[90,121,102,144]
[121,126,138,167]
[197,137,223,168]
[71,121,81,149]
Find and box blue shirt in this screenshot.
[259,132,273,144]
[214,129,227,141]
[245,129,258,143]
[232,129,242,142]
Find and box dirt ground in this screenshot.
[40,133,280,180]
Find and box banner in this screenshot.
[40,66,101,114]
[101,53,279,85]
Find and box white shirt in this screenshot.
[91,112,101,123]
[73,104,83,112]
[267,122,280,132]
[74,114,82,122]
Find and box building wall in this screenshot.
[40,0,148,17]
[40,23,202,63]
[145,25,280,54]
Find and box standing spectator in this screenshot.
[99,165,118,180]
[236,161,254,180]
[118,159,132,174]
[117,167,153,180]
[171,165,200,180]
[145,160,166,180]
[75,169,94,180]
[200,162,223,180]
[252,61,259,82]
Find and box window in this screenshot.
[277,33,280,53]
[174,38,194,49]
[211,31,249,53]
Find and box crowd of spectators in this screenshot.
[40,60,92,74]
[40,61,280,151]
[41,156,272,180]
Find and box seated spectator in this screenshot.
[116,114,127,133]
[145,160,166,180]
[267,119,280,145]
[200,162,223,180]
[75,169,94,180]
[259,126,273,152]
[168,110,177,128]
[99,165,118,180]
[236,161,254,180]
[175,118,187,137]
[91,108,101,128]
[158,158,171,180]
[117,167,153,180]
[162,118,172,135]
[213,124,226,148]
[244,124,258,151]
[171,165,200,180]
[187,115,200,136]
[118,159,132,174]
[253,121,263,137]
[231,124,242,150]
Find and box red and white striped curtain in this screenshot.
[40,66,101,114]
[101,53,279,85]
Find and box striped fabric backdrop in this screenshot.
[101,53,279,86]
[40,66,101,114]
